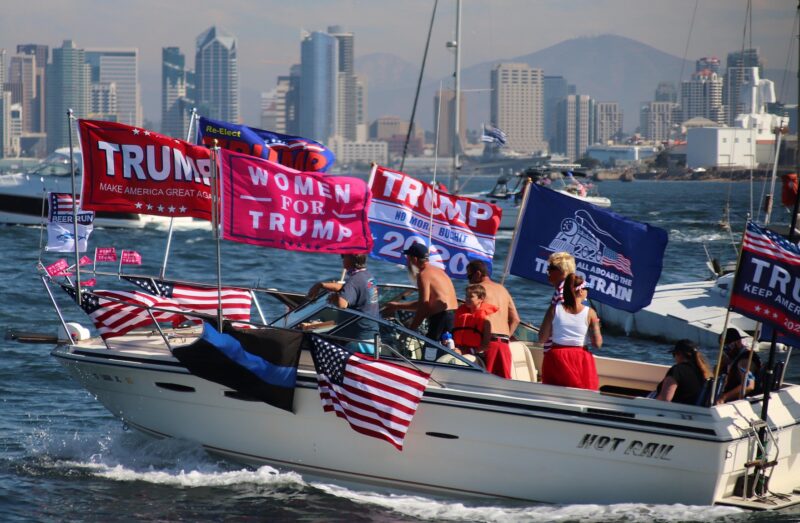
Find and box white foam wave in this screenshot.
[82,462,304,488]
[669,230,732,243]
[313,483,742,522]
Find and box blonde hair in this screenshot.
[547,251,576,275]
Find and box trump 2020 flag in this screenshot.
[78,119,213,221]
[173,322,303,412]
[368,165,501,279]
[46,192,94,252]
[198,116,336,173]
[730,221,800,347]
[509,184,668,312]
[218,149,372,254]
[309,334,429,450]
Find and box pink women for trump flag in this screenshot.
[218,149,372,254]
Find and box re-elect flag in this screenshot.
[218,149,372,254]
[730,222,800,347]
[509,184,667,312]
[198,116,335,173]
[173,322,303,413]
[368,165,501,279]
[309,334,429,450]
[123,276,252,323]
[46,192,94,253]
[78,119,213,221]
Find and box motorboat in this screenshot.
[592,273,759,349]
[465,168,611,230]
[0,149,196,229]
[41,277,800,509]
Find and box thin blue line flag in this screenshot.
[509,184,668,312]
[173,322,303,412]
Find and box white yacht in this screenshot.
[42,280,800,510]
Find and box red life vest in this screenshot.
[782,173,798,209]
[452,302,498,349]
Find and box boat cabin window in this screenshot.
[30,152,82,177]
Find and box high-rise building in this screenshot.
[696,57,721,75]
[0,49,5,87]
[543,75,568,150]
[434,89,466,157]
[90,81,118,119]
[85,48,141,126]
[161,47,194,139]
[285,65,301,135]
[16,44,48,133]
[681,70,725,124]
[195,26,239,124]
[260,76,289,133]
[355,74,367,141]
[328,25,358,141]
[9,102,22,156]
[8,54,36,133]
[594,102,622,144]
[639,101,680,142]
[46,40,89,153]
[556,94,594,161]
[654,81,678,103]
[299,31,338,142]
[0,91,11,158]
[490,63,544,154]
[725,48,763,124]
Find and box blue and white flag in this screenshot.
[197,116,336,173]
[481,124,507,147]
[509,184,668,312]
[731,221,800,347]
[46,192,94,252]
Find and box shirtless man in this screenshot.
[385,242,458,341]
[466,259,520,339]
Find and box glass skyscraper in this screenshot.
[195,26,239,123]
[299,31,338,143]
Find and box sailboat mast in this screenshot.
[451,0,462,193]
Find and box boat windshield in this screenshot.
[29,151,83,177]
[277,301,479,368]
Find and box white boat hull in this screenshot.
[52,336,800,507]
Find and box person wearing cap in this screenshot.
[654,339,712,404]
[538,273,602,390]
[717,328,762,403]
[384,242,458,342]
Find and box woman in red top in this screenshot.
[453,284,511,378]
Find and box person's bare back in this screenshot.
[417,263,458,318]
[480,278,519,336]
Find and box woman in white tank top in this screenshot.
[538,273,602,390]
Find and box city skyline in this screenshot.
[1,1,794,128]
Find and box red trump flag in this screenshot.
[78,120,213,221]
[218,149,372,253]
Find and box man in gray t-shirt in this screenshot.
[307,254,380,350]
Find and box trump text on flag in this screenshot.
[218,150,372,253]
[78,120,214,221]
[368,166,501,278]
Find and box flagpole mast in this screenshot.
[67,109,81,306]
[212,142,223,329]
[500,177,531,286]
[451,0,462,194]
[161,108,197,279]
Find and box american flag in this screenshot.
[310,335,430,450]
[123,276,252,322]
[601,248,633,276]
[481,124,507,147]
[50,193,80,214]
[60,284,190,340]
[742,221,800,264]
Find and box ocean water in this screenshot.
[2,179,799,522]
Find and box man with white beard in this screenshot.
[385,242,458,342]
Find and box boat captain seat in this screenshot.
[508,341,538,382]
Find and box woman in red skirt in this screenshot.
[538,273,602,390]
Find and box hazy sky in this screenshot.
[1,0,796,125]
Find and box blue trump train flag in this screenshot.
[509,184,668,312]
[731,221,800,348]
[172,322,304,412]
[197,116,336,173]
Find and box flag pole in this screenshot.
[211,142,223,329]
[67,109,81,306]
[161,108,197,278]
[500,177,531,286]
